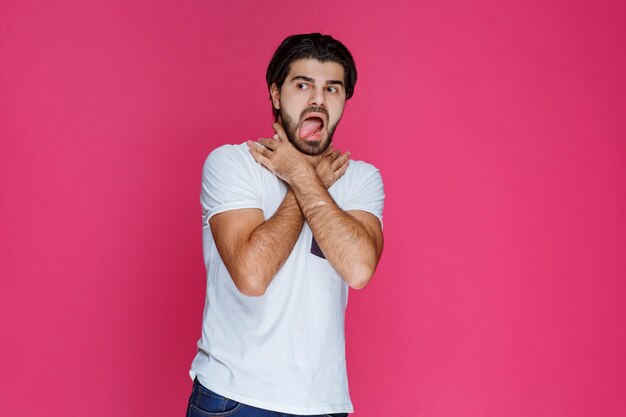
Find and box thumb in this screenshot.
[272,122,289,143]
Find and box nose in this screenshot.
[308,86,326,108]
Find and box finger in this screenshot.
[272,133,279,142]
[334,158,350,178]
[247,139,262,152]
[331,151,350,170]
[321,150,339,166]
[247,140,272,158]
[258,137,277,151]
[324,148,338,158]
[248,143,274,169]
[329,149,341,160]
[272,122,289,143]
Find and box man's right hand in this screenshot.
[314,148,350,189]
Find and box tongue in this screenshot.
[300,118,323,138]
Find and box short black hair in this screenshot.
[266,33,358,120]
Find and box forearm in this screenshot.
[289,167,378,289]
[238,188,304,294]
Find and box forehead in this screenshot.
[286,58,345,82]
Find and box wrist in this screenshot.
[286,162,317,187]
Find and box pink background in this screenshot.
[1,1,625,416]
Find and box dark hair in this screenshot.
[266,33,358,120]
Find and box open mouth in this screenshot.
[299,116,325,141]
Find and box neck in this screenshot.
[303,147,333,167]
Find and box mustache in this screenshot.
[300,106,329,122]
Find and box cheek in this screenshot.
[330,104,345,125]
[280,95,306,116]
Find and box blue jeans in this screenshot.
[186,378,349,417]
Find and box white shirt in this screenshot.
[190,142,384,415]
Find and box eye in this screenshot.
[297,82,308,90]
[327,86,339,93]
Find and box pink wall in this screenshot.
[1,1,625,416]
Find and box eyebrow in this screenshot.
[290,75,344,88]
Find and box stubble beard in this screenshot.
[279,108,339,156]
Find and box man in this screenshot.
[187,33,384,417]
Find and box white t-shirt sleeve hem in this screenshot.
[205,201,264,225]
[200,144,264,225]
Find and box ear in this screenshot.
[270,83,281,110]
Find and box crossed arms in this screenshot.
[208,123,384,296]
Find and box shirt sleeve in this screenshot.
[200,145,263,227]
[342,161,385,229]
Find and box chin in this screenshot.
[295,135,331,156]
[279,111,336,156]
